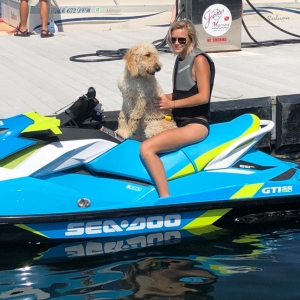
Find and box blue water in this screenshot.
[1,222,300,299]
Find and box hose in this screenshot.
[242,0,300,48]
[69,0,300,62]
[69,1,184,63]
[70,49,128,63]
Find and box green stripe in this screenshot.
[230,183,264,199]
[0,144,43,169]
[14,224,49,238]
[183,208,232,234]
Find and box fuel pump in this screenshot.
[178,0,243,52]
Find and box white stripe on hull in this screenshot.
[0,139,117,181]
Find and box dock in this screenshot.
[0,19,300,119]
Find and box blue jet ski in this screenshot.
[1,96,300,243]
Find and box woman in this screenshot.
[140,20,215,198]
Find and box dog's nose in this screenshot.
[155,65,161,72]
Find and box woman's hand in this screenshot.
[154,95,173,110]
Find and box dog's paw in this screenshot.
[116,128,131,139]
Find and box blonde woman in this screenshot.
[140,20,215,198]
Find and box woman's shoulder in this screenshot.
[193,50,214,67]
[194,53,209,65]
[193,54,211,75]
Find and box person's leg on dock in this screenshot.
[40,0,49,32]
[14,0,30,36]
[39,0,53,37]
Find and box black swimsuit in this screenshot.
[175,117,210,129]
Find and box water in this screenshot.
[1,222,300,300]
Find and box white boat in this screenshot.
[1,0,299,32]
[0,0,174,32]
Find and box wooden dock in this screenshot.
[0,19,299,118]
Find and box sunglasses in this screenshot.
[171,37,186,45]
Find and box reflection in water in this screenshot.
[115,258,217,299]
[1,224,300,299]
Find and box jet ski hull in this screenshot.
[1,112,300,243]
[1,195,300,243]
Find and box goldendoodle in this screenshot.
[116,42,177,141]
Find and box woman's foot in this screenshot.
[41,30,54,38]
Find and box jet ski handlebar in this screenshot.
[56,87,104,129]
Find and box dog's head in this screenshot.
[123,43,162,78]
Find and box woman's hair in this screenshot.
[167,20,200,55]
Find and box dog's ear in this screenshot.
[124,48,138,77]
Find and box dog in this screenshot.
[115,42,177,142]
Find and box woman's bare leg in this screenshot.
[140,124,208,198]
[141,149,170,197]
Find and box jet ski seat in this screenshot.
[88,114,261,183]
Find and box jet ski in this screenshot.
[1,89,300,243]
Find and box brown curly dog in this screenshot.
[116,42,177,141]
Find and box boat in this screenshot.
[0,0,174,32]
[1,90,300,243]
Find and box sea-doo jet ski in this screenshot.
[1,89,300,243]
